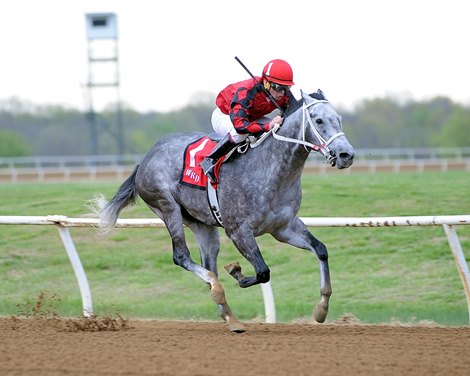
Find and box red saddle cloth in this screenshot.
[180,136,224,189]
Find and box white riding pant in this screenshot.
[211,108,271,143]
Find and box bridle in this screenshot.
[270,99,345,166]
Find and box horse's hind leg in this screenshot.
[185,222,247,330]
[186,221,220,275]
[272,217,332,323]
[156,206,245,332]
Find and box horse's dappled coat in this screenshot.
[94,91,355,332]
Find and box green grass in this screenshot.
[0,171,469,325]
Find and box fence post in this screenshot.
[56,225,93,317]
[261,281,276,323]
[443,224,470,323]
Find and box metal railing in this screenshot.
[309,146,470,162]
[1,214,469,323]
[0,154,143,170]
[1,147,469,182]
[1,147,470,170]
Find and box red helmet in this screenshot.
[262,59,294,86]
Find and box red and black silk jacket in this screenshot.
[215,77,290,136]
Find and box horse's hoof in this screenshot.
[224,262,242,276]
[228,321,246,333]
[313,305,328,323]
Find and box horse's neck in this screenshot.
[258,113,310,182]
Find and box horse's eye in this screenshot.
[316,119,323,125]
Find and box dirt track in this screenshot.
[1,317,470,375]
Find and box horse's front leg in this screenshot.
[272,217,332,323]
[225,225,270,288]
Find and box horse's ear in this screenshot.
[311,89,327,101]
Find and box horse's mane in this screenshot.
[284,89,327,118]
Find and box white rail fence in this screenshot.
[1,215,469,324]
[1,148,470,182]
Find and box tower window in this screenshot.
[92,18,107,27]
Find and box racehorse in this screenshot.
[93,90,355,332]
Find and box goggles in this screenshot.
[269,82,290,93]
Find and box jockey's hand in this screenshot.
[268,116,283,130]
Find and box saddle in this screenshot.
[179,132,269,189]
[206,132,225,142]
[180,136,236,189]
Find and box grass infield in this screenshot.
[0,171,469,325]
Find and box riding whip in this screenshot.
[234,56,285,117]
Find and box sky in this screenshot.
[0,0,469,113]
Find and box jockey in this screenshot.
[200,58,295,183]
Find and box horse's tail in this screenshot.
[89,165,139,234]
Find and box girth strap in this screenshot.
[206,180,224,227]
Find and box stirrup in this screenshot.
[206,169,217,184]
[200,157,214,175]
[200,158,218,183]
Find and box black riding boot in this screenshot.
[200,134,236,183]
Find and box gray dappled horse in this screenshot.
[94,90,355,332]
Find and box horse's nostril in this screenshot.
[339,152,354,161]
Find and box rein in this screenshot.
[249,99,345,165]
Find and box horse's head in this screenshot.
[299,90,355,169]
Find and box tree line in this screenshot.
[0,93,469,157]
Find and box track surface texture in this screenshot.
[1,317,470,376]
